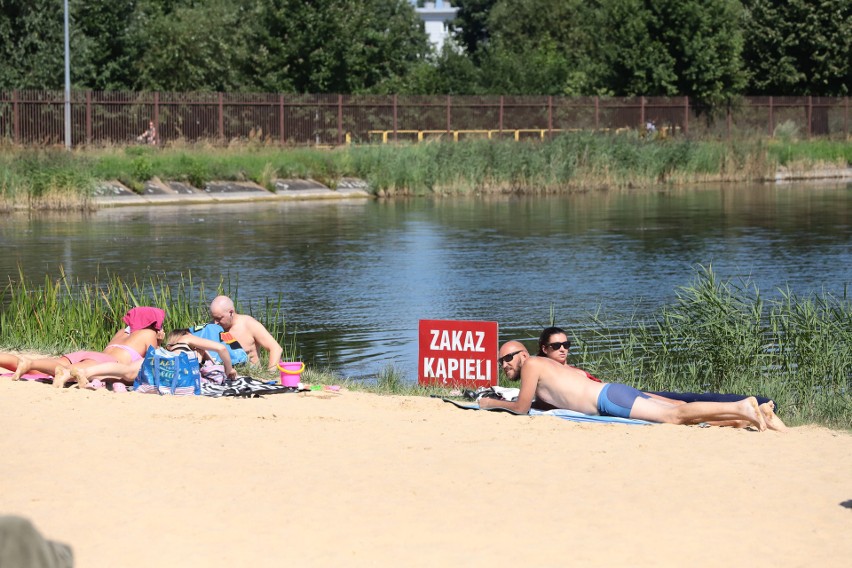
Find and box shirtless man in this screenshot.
[484,341,786,432]
[208,296,282,371]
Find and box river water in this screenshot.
[2,181,850,379]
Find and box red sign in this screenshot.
[418,319,498,388]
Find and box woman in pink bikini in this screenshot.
[0,307,165,385]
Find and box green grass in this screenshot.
[1,267,849,428]
[573,266,852,429]
[0,268,298,362]
[1,135,848,209]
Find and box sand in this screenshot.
[1,377,851,568]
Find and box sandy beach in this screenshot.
[1,377,851,567]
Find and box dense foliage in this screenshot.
[0,0,848,101]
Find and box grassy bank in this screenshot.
[1,133,849,210]
[2,268,849,428]
[566,267,852,429]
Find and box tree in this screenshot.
[742,0,851,95]
[128,0,253,91]
[73,0,137,91]
[589,0,747,106]
[451,0,498,57]
[0,0,69,90]
[244,0,430,93]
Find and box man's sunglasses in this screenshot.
[547,341,571,350]
[497,350,523,365]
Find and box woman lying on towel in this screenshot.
[0,307,166,385]
[64,328,237,390]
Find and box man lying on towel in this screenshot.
[485,341,786,431]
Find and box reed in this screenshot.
[584,267,851,428]
[0,269,298,361]
[2,135,847,208]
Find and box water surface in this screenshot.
[2,181,850,379]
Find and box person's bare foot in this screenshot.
[11,356,31,380]
[69,367,90,390]
[760,401,788,432]
[52,366,71,388]
[742,396,767,431]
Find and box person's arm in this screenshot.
[477,361,539,414]
[181,335,236,379]
[249,318,283,371]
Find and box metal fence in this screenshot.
[0,91,848,146]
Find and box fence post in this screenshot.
[684,96,689,136]
[640,96,645,130]
[846,97,849,139]
[446,95,451,137]
[595,96,599,130]
[12,90,18,144]
[337,94,343,145]
[499,95,504,134]
[279,94,284,146]
[86,91,92,145]
[768,96,773,136]
[726,104,731,140]
[548,96,553,139]
[807,95,812,139]
[153,92,160,145]
[218,92,224,142]
[393,94,398,143]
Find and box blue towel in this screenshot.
[440,397,653,425]
[529,408,653,425]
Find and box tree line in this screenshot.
[0,0,848,107]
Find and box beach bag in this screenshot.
[134,345,201,395]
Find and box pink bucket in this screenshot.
[277,361,305,387]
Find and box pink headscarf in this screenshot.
[122,307,166,332]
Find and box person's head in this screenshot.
[498,340,530,381]
[538,326,570,365]
[164,328,191,347]
[210,296,236,330]
[149,121,154,128]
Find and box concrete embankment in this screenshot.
[93,177,372,208]
[93,167,851,208]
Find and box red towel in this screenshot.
[122,307,166,332]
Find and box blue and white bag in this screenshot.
[134,345,201,395]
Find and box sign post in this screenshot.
[418,319,498,388]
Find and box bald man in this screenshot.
[487,341,786,431]
[208,296,283,371]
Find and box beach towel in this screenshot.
[122,306,166,332]
[189,323,249,365]
[200,376,308,398]
[0,371,52,382]
[439,397,653,425]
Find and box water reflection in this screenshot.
[1,182,850,379]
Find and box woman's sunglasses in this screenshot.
[547,341,571,350]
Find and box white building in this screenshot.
[410,1,458,52]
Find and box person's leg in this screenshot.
[12,356,70,380]
[651,391,774,409]
[629,394,767,430]
[69,360,140,389]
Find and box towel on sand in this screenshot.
[440,397,653,425]
[123,307,165,332]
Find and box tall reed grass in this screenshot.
[577,267,851,428]
[0,269,298,362]
[2,135,847,209]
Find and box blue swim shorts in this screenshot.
[597,383,650,419]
